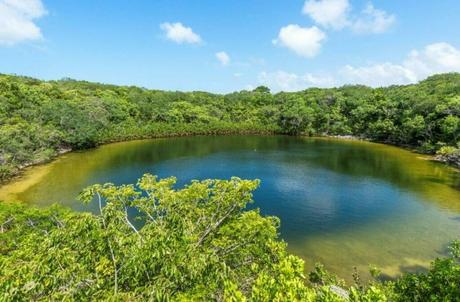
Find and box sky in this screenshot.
[1,0,460,93]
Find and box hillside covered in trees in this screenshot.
[0,74,459,300]
[1,73,459,181]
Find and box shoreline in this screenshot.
[0,129,276,186]
[0,132,457,188]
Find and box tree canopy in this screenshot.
[1,73,460,181]
[0,175,459,301]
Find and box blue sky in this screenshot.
[1,0,460,92]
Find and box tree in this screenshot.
[1,176,459,301]
[2,72,460,182]
[253,86,271,94]
[0,175,315,300]
[279,98,316,135]
[440,115,460,143]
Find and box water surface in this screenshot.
[1,136,460,281]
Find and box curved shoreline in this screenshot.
[0,128,275,185]
[1,131,458,190]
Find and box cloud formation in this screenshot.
[351,3,395,34]
[0,0,47,45]
[341,42,460,86]
[259,43,460,91]
[302,0,350,30]
[259,71,335,92]
[215,51,230,66]
[160,22,201,44]
[302,0,395,34]
[273,24,326,58]
[276,1,394,58]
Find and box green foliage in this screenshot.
[1,73,460,181]
[1,72,460,298]
[392,258,460,301]
[278,98,316,135]
[0,176,459,301]
[436,145,460,167]
[253,86,271,94]
[1,175,303,300]
[1,73,460,299]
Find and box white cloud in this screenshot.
[160,22,201,44]
[0,0,47,45]
[339,63,416,87]
[302,0,394,34]
[215,51,230,66]
[404,43,460,78]
[341,42,460,86]
[302,0,350,30]
[273,24,326,58]
[258,43,460,91]
[258,71,336,92]
[351,3,395,34]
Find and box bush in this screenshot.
[1,176,459,301]
[436,146,460,167]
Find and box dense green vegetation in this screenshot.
[0,175,458,301]
[0,73,459,299]
[1,73,459,182]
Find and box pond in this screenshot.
[1,135,460,281]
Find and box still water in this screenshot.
[1,136,460,280]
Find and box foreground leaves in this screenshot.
[0,175,307,300]
[0,175,459,301]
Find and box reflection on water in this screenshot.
[1,135,459,281]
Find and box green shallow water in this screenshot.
[1,135,460,281]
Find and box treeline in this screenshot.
[1,73,459,181]
[0,175,459,301]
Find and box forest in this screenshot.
[0,73,459,182]
[0,73,460,301]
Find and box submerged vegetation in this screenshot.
[1,72,460,181]
[0,175,458,301]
